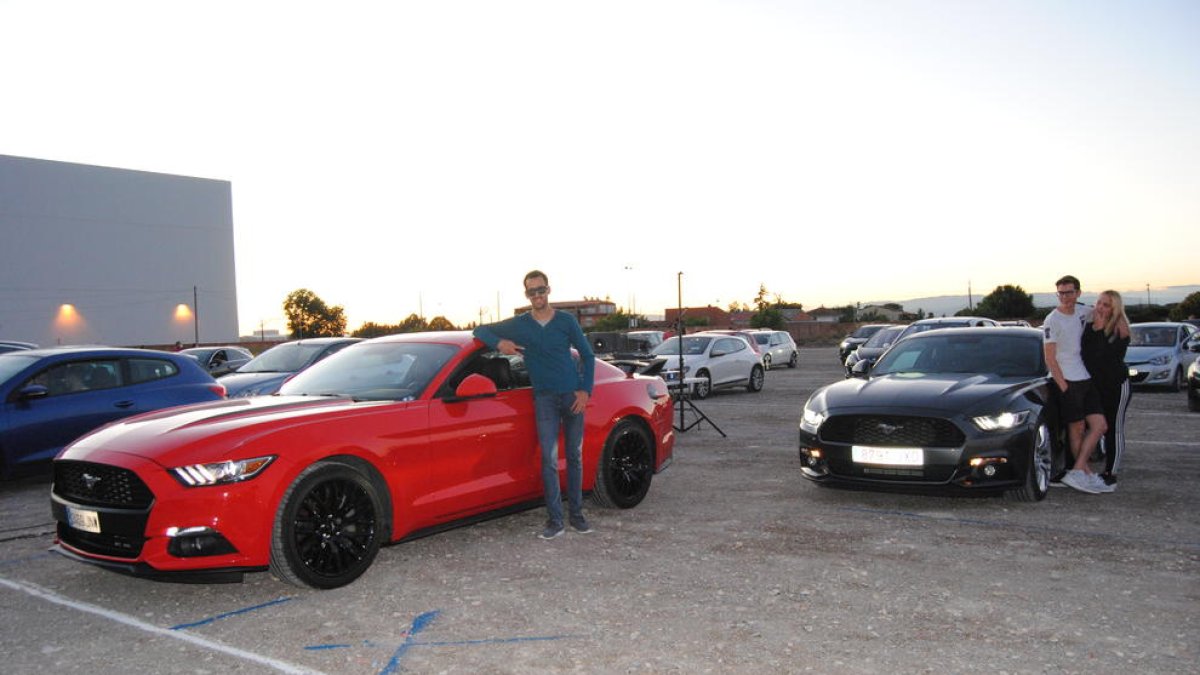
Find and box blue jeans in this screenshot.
[534,391,585,526]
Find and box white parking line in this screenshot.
[0,576,324,675]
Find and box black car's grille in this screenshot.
[57,522,145,558]
[820,415,965,448]
[54,461,154,509]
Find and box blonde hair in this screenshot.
[1097,290,1128,336]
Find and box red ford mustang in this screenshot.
[51,332,675,589]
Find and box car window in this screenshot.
[127,358,180,384]
[281,341,457,401]
[714,338,744,354]
[29,360,123,396]
[653,336,710,356]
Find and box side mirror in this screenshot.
[17,384,49,400]
[850,360,872,379]
[452,373,498,400]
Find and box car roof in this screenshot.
[365,331,481,348]
[11,346,193,359]
[902,326,1040,339]
[1130,322,1191,328]
[272,337,363,346]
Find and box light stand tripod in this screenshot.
[673,272,725,437]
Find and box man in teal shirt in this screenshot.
[473,270,596,539]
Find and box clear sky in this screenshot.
[2,1,1196,335]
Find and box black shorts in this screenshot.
[1060,379,1104,423]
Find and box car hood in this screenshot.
[218,371,292,396]
[811,373,1040,416]
[1124,346,1174,362]
[58,395,396,467]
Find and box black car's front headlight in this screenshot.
[800,405,826,433]
[971,410,1029,432]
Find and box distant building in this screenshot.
[0,155,238,346]
[664,305,730,330]
[514,298,617,329]
[807,307,844,323]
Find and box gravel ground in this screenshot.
[1,346,1197,674]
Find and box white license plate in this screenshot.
[852,445,924,466]
[67,506,101,533]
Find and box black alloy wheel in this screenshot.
[271,461,382,589]
[592,420,654,509]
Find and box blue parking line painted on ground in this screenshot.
[379,610,439,675]
[363,609,577,674]
[170,597,294,630]
[836,505,1200,550]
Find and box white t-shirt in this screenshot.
[1043,304,1093,381]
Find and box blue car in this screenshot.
[0,347,225,478]
[218,337,361,397]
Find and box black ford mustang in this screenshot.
[799,327,1059,501]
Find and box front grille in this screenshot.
[54,461,154,509]
[58,522,145,558]
[820,415,964,448]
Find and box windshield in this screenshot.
[863,326,904,349]
[0,353,38,384]
[1131,326,1176,347]
[852,325,884,339]
[652,336,712,357]
[872,333,1044,377]
[239,342,327,373]
[180,348,215,360]
[280,342,457,401]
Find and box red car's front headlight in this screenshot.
[171,456,275,487]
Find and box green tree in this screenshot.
[427,316,457,331]
[1169,291,1200,321]
[352,321,397,338]
[974,284,1035,320]
[750,306,785,329]
[591,311,648,332]
[283,288,347,338]
[397,313,428,333]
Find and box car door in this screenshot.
[3,358,129,467]
[421,352,541,523]
[710,337,745,386]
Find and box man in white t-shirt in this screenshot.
[1043,274,1109,494]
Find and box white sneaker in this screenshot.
[1061,469,1101,494]
[1089,472,1115,493]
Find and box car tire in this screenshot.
[787,352,798,369]
[1007,420,1051,502]
[693,370,712,399]
[1169,367,1182,393]
[270,461,383,589]
[762,354,772,370]
[591,419,654,509]
[747,364,764,392]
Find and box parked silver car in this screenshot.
[749,330,798,369]
[180,345,254,377]
[1126,322,1200,391]
[651,332,765,399]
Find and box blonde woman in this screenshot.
[1081,290,1131,490]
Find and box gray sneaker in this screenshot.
[539,521,565,539]
[569,516,593,534]
[1062,469,1101,494]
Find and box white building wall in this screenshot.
[0,155,237,346]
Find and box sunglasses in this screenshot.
[524,286,549,298]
